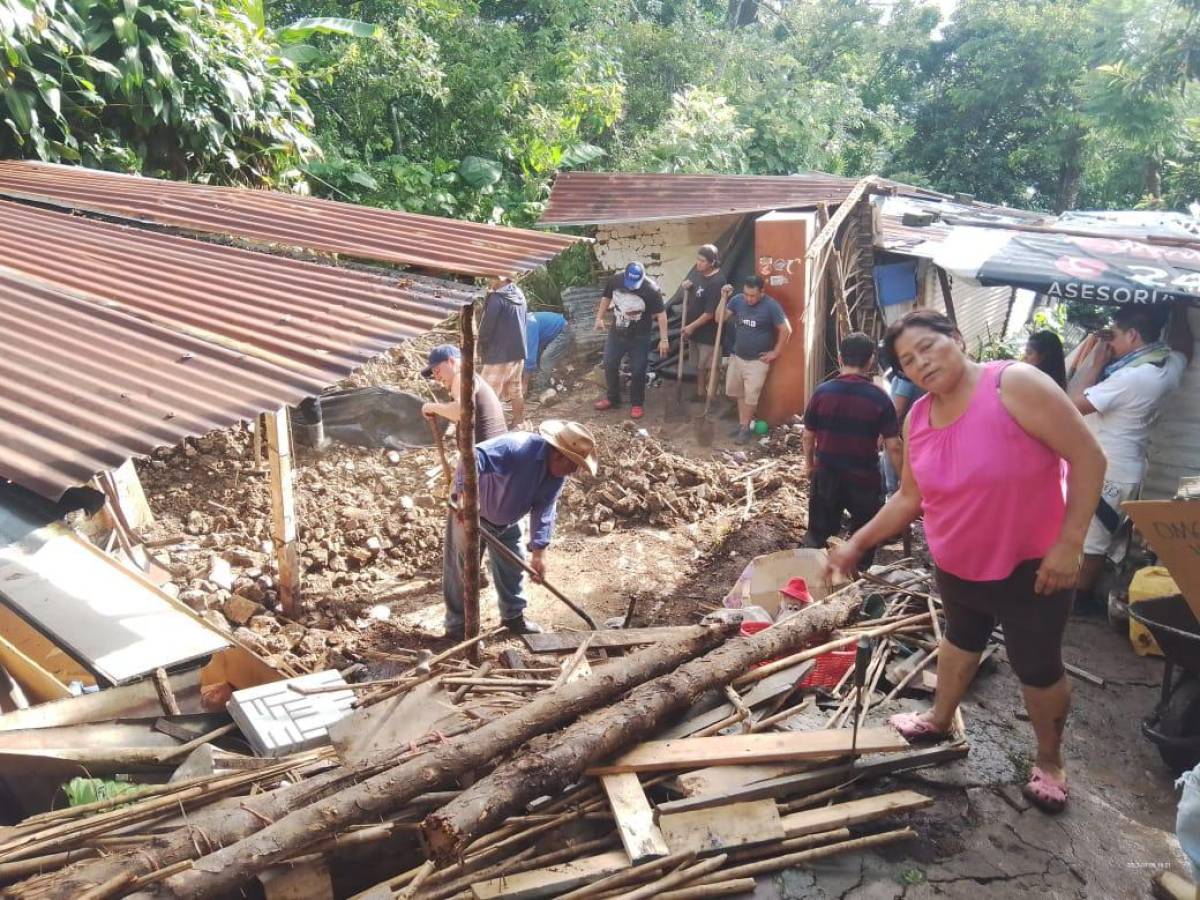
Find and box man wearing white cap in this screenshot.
[443,420,598,640]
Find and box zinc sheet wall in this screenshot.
[1144,306,1200,499]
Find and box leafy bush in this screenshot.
[1,0,314,183]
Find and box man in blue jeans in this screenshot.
[524,311,574,399]
[442,420,598,641]
[593,262,669,420]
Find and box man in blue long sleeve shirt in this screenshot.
[443,420,598,640]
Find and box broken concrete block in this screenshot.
[223,594,266,626]
[208,556,235,590]
[228,670,356,757]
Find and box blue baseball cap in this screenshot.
[623,262,645,290]
[421,344,461,378]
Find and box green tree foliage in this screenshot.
[0,0,313,182]
[6,0,1198,218]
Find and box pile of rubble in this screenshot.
[135,420,449,672]
[562,421,806,531]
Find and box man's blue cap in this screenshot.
[623,262,645,290]
[422,344,461,377]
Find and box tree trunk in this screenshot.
[1144,154,1162,201]
[140,626,731,899]
[1054,125,1085,213]
[423,593,861,863]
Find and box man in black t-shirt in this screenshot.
[670,243,727,401]
[593,262,669,420]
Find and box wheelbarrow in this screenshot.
[1128,593,1200,772]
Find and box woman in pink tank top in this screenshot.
[827,310,1105,814]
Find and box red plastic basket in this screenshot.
[799,650,856,689]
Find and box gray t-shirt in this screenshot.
[472,375,508,442]
[729,294,787,360]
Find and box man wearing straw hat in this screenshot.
[443,420,599,641]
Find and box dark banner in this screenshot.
[975,231,1200,305]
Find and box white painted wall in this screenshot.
[594,214,744,295]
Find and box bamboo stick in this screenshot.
[614,855,728,900]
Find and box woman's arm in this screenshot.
[1000,362,1106,593]
[825,418,924,579]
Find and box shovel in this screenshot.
[696,293,728,446]
[666,286,690,422]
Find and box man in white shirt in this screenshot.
[1070,305,1192,601]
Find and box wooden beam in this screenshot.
[658,799,783,854]
[935,265,958,325]
[780,790,932,838]
[458,301,481,661]
[265,408,300,618]
[804,176,880,263]
[586,728,908,776]
[659,743,969,815]
[524,627,705,654]
[601,773,668,864]
[675,763,810,798]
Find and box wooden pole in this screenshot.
[266,408,300,618]
[458,301,481,662]
[935,265,958,325]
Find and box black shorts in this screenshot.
[936,559,1073,688]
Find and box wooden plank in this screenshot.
[0,668,201,732]
[266,408,300,618]
[470,850,629,899]
[601,773,668,864]
[523,627,702,654]
[660,744,969,815]
[675,763,810,798]
[658,799,783,854]
[781,790,933,838]
[658,661,814,741]
[587,728,908,775]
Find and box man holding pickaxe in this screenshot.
[442,420,599,641]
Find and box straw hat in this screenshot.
[539,420,598,476]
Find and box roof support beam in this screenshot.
[266,409,300,619]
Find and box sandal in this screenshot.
[889,711,951,743]
[1022,766,1068,814]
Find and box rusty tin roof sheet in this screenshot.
[0,160,583,278]
[0,200,473,499]
[540,171,867,225]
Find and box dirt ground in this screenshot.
[133,345,1190,898]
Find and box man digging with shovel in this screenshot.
[442,420,599,641]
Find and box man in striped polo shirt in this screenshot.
[801,332,903,568]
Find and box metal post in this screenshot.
[266,408,300,618]
[457,301,481,661]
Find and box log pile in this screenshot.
[2,565,998,899]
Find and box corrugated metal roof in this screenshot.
[541,171,865,224]
[0,160,583,278]
[0,200,474,500]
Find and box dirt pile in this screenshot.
[560,421,806,531]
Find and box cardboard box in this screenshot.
[722,548,841,619]
[1123,499,1200,623]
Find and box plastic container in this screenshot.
[1130,566,1178,657]
[799,650,856,690]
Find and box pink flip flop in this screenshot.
[888,711,950,743]
[1023,766,1069,814]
